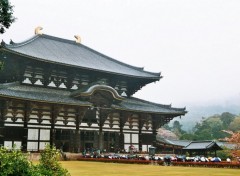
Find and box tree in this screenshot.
[162,124,171,131]
[220,112,235,128]
[191,115,229,140]
[179,133,195,140]
[222,130,240,149]
[172,120,186,138]
[229,116,240,132]
[179,112,238,141]
[221,130,240,161]
[0,0,15,33]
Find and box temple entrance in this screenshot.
[103,132,119,152]
[84,142,93,153]
[85,142,93,150]
[62,142,70,152]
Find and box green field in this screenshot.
[60,161,240,176]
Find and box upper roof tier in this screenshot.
[2,34,161,79]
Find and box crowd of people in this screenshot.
[82,150,228,164]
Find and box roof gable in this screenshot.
[183,141,222,150]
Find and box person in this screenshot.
[226,158,231,162]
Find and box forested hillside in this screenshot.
[164,112,240,141]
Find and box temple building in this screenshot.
[0,28,186,152]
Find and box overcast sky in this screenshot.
[1,0,240,110]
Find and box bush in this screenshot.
[0,144,70,176]
[0,146,34,176]
[216,147,232,160]
[36,144,70,176]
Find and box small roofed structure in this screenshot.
[156,137,191,154]
[183,141,222,156]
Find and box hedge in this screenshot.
[77,157,240,169]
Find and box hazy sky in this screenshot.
[2,0,240,110]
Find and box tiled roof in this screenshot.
[156,137,191,147]
[114,97,186,115]
[217,142,236,150]
[183,141,222,150]
[2,34,161,79]
[169,139,191,147]
[156,139,223,150]
[0,82,91,106]
[0,82,186,115]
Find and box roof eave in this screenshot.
[1,48,161,80]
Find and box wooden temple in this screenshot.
[0,28,187,152]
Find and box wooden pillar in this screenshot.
[97,109,109,151]
[151,115,160,147]
[50,105,60,147]
[74,116,80,153]
[152,128,157,147]
[0,100,6,146]
[98,122,104,150]
[0,100,11,147]
[119,114,128,151]
[50,124,55,147]
[138,117,143,152]
[119,129,124,151]
[74,107,86,153]
[98,110,104,150]
[22,102,32,151]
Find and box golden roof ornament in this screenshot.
[35,26,43,35]
[74,35,81,43]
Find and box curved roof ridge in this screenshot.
[189,140,213,143]
[170,106,187,111]
[4,35,40,48]
[71,84,124,101]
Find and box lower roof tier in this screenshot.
[0,82,186,116]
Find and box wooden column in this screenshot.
[75,114,80,153]
[50,105,60,147]
[0,100,6,146]
[119,113,128,151]
[98,109,109,150]
[74,107,86,153]
[22,102,32,151]
[151,115,161,147]
[138,116,144,152]
[0,100,10,147]
[98,117,104,151]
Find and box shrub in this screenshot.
[35,144,70,176]
[0,144,70,176]
[0,146,34,176]
[216,147,232,160]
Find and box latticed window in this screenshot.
[81,131,94,141]
[56,130,70,140]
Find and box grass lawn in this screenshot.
[60,161,240,176]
